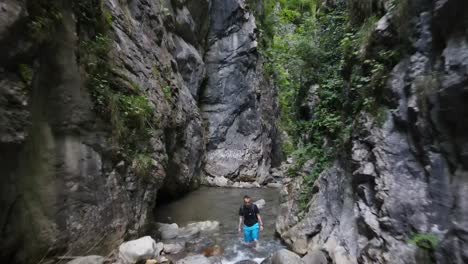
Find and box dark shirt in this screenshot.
[239,204,260,227]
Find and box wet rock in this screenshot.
[175,254,210,264]
[235,260,258,264]
[66,256,106,264]
[238,182,261,188]
[185,236,213,253]
[205,176,231,187]
[262,249,304,264]
[178,221,220,238]
[163,242,184,255]
[118,236,161,264]
[202,245,224,257]
[157,223,179,240]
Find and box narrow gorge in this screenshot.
[0,0,467,264]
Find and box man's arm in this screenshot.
[257,214,264,231]
[238,216,243,233]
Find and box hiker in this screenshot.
[238,195,264,245]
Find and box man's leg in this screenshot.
[251,223,259,247]
[243,225,252,243]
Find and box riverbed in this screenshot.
[154,187,284,263]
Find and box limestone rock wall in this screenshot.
[276,0,468,263]
[0,0,277,263]
[201,0,278,183]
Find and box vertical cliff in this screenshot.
[274,0,468,263]
[0,0,277,263]
[201,0,278,183]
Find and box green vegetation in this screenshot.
[153,66,174,100]
[409,233,439,251]
[74,0,156,175]
[132,153,154,178]
[259,0,407,211]
[27,0,62,42]
[18,64,34,85]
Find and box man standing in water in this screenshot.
[238,195,264,246]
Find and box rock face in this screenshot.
[0,0,277,263]
[276,1,468,264]
[201,0,278,183]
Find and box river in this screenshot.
[154,187,284,263]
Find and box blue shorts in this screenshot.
[243,223,259,242]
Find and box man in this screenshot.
[238,195,264,246]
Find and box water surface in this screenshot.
[154,187,284,263]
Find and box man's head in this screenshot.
[243,195,252,206]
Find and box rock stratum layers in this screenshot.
[276,0,468,263]
[0,0,277,263]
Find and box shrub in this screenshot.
[132,153,154,178]
[27,0,62,42]
[409,233,439,251]
[18,64,34,84]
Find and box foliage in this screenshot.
[132,153,154,178]
[72,0,113,33]
[347,0,385,26]
[80,34,113,58]
[409,233,439,251]
[260,0,405,211]
[74,0,156,177]
[18,64,34,85]
[153,66,173,100]
[27,0,62,42]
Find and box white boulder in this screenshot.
[66,256,106,264]
[254,199,266,209]
[178,221,220,238]
[118,236,162,264]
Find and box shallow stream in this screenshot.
[154,187,284,263]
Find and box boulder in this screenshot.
[267,182,282,188]
[235,260,258,264]
[157,223,179,240]
[118,236,161,264]
[205,176,231,187]
[178,221,220,238]
[302,250,328,264]
[175,254,210,264]
[66,256,106,264]
[254,199,266,209]
[156,255,170,264]
[262,249,304,264]
[163,242,185,254]
[238,182,258,188]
